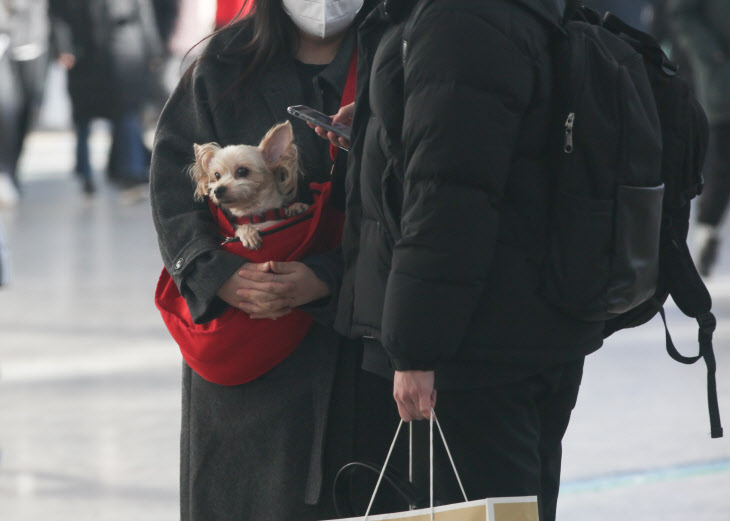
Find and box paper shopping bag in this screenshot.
[328,411,539,521]
[333,496,538,521]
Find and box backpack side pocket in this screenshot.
[608,184,664,314]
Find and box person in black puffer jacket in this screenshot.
[327,1,604,519]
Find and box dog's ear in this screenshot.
[259,121,294,167]
[275,160,299,201]
[193,142,220,172]
[260,122,299,200]
[189,143,220,201]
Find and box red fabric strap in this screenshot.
[232,206,290,225]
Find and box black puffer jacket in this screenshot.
[335,0,603,384]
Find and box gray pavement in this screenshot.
[1,128,730,521]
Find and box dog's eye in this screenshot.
[214,172,221,180]
[235,167,249,179]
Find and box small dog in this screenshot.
[189,121,308,249]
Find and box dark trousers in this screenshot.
[353,359,585,521]
[697,122,730,227]
[74,118,93,179]
[0,54,21,176]
[75,113,148,182]
[0,55,47,184]
[109,113,148,181]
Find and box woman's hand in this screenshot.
[224,261,331,319]
[216,263,294,319]
[267,261,331,308]
[242,261,330,318]
[309,102,354,150]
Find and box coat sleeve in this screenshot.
[150,62,245,323]
[668,0,728,62]
[380,8,535,370]
[298,247,344,326]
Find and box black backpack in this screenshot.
[525,5,721,438]
[402,2,722,438]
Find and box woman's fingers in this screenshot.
[239,265,275,281]
[236,299,291,315]
[240,261,272,273]
[332,102,354,125]
[326,131,349,150]
[314,126,329,138]
[239,266,293,286]
[236,288,289,304]
[269,261,300,275]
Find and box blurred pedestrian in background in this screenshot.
[158,0,215,121]
[0,2,21,206]
[152,0,180,45]
[50,0,163,195]
[650,0,694,78]
[145,0,181,131]
[669,0,730,276]
[0,0,53,207]
[167,0,215,74]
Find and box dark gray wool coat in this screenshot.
[150,20,364,521]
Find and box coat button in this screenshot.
[174,258,184,270]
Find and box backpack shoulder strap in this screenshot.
[659,215,722,438]
[659,308,723,438]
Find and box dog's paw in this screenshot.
[285,202,309,217]
[235,224,263,250]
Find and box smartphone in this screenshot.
[287,105,351,141]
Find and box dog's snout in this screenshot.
[214,186,227,199]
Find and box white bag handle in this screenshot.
[364,409,468,521]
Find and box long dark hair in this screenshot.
[182,0,298,98]
[183,0,377,108]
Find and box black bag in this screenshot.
[531,5,721,438]
[596,12,722,439]
[333,461,429,517]
[543,8,665,321]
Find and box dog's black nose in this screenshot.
[214,186,227,198]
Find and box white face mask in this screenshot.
[282,0,364,39]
